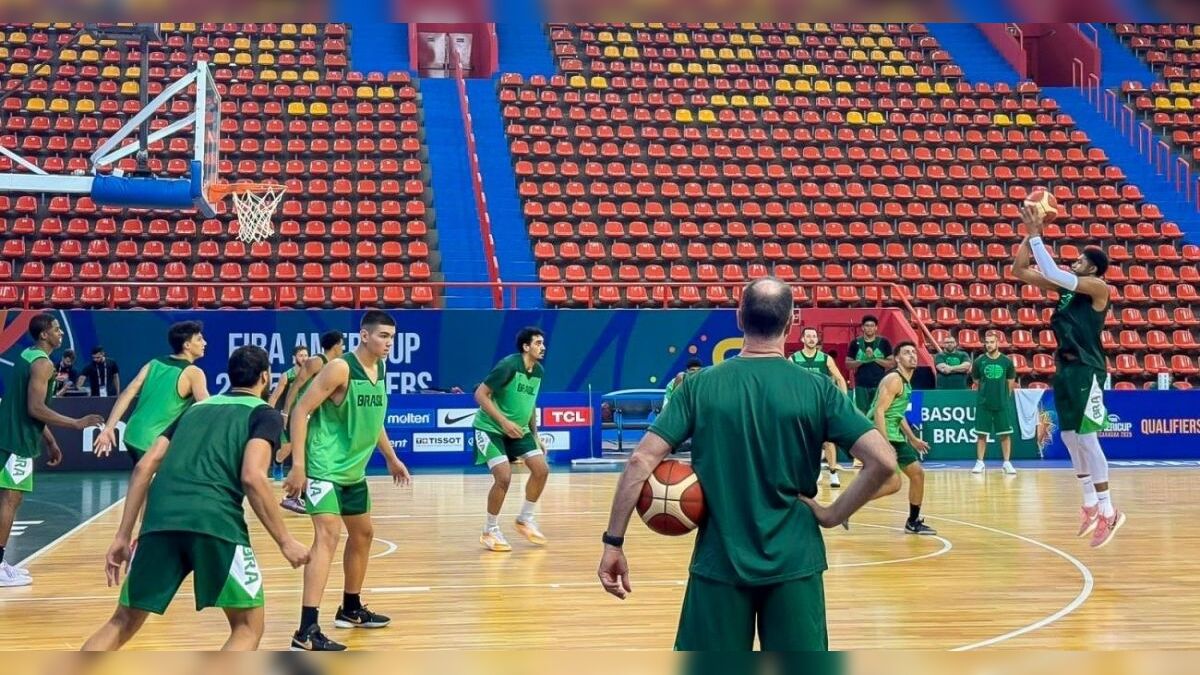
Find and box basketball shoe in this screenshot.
[291,625,346,651]
[480,526,512,552]
[1090,510,1126,549]
[904,519,938,535]
[515,517,547,545]
[1077,505,1100,537]
[0,562,31,587]
[335,605,391,629]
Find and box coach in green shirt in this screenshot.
[597,278,897,651]
[934,335,972,390]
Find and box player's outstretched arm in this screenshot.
[104,434,169,586]
[28,359,104,431]
[284,359,349,497]
[93,363,150,457]
[243,436,310,568]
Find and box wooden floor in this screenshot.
[1,466,1198,650]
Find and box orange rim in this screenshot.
[207,181,286,204]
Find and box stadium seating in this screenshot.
[1114,24,1200,162]
[502,22,1199,385]
[0,22,437,308]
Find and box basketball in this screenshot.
[637,460,706,536]
[1024,187,1060,223]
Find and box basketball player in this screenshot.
[473,327,550,552]
[81,346,311,651]
[790,327,850,488]
[278,331,344,514]
[597,278,897,651]
[0,314,105,588]
[94,321,210,464]
[284,312,410,651]
[1013,203,1124,547]
[867,342,937,535]
[663,357,703,410]
[971,332,1018,475]
[268,345,310,410]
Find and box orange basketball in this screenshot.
[637,459,705,536]
[1024,187,1060,223]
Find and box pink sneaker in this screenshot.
[1090,510,1126,549]
[1077,505,1100,538]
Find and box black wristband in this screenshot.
[602,531,624,548]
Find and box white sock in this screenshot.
[1096,490,1114,518]
[519,500,537,521]
[1079,476,1099,508]
[486,513,499,530]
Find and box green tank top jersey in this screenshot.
[867,370,912,442]
[306,353,386,485]
[288,354,328,416]
[473,354,544,435]
[0,348,53,458]
[1052,289,1108,371]
[124,356,194,452]
[790,350,830,377]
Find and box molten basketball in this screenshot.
[1024,187,1060,223]
[637,459,705,536]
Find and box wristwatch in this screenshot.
[601,531,624,548]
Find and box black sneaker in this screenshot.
[290,624,347,651]
[334,605,391,629]
[904,518,937,535]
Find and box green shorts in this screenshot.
[119,531,264,614]
[1053,362,1109,434]
[0,450,35,493]
[675,572,828,651]
[891,440,920,469]
[304,478,371,516]
[473,429,542,469]
[975,406,1014,440]
[853,387,877,415]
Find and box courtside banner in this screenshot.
[1041,391,1200,461]
[916,390,1042,461]
[381,392,600,469]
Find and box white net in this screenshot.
[230,185,288,242]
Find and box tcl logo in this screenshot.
[544,407,592,427]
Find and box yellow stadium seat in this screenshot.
[898,65,917,77]
[675,108,695,123]
[815,23,831,33]
[748,34,764,45]
[835,81,853,93]
[59,48,77,62]
[632,22,647,29]
[870,49,887,62]
[731,94,749,107]
[889,50,905,62]
[737,48,754,60]
[1016,113,1035,126]
[25,97,45,112]
[711,94,729,107]
[1154,96,1173,110]
[783,63,800,75]
[802,64,819,76]
[718,47,734,60]
[730,33,746,45]
[590,76,608,88]
[234,37,251,50]
[861,37,877,48]
[698,109,717,124]
[795,79,812,93]
[994,114,1013,126]
[847,110,865,125]
[706,63,723,75]
[814,80,832,93]
[785,35,801,46]
[309,101,328,116]
[598,31,614,43]
[740,22,756,30]
[869,23,885,33]
[880,65,898,77]
[179,23,197,32]
[302,70,321,82]
[668,62,685,74]
[603,45,620,58]
[700,47,716,60]
[260,69,278,82]
[867,111,886,125]
[281,23,298,36]
[287,101,306,115]
[281,70,299,82]
[101,65,121,79]
[279,39,296,51]
[356,85,374,99]
[797,23,812,31]
[842,36,857,48]
[879,36,895,48]
[234,52,253,66]
[378,86,395,98]
[687,62,704,75]
[934,82,953,95]
[259,39,276,51]
[753,95,771,107]
[257,53,276,66]
[9,63,27,76]
[49,98,69,113]
[160,22,176,30]
[1169,82,1186,93]
[701,23,717,29]
[1175,38,1191,50]
[1189,82,1200,94]
[648,22,664,29]
[617,31,633,43]
[776,79,793,92]
[75,99,95,114]
[125,66,141,79]
[120,81,139,96]
[569,75,586,88]
[1177,97,1194,110]
[622,46,639,58]
[79,34,96,46]
[213,52,231,65]
[673,32,689,45]
[81,49,100,63]
[8,31,26,44]
[300,23,317,36]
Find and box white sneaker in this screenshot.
[0,562,31,587]
[480,526,512,552]
[971,460,986,474]
[828,472,841,488]
[1002,461,1017,475]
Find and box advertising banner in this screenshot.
[1042,391,1200,460]
[915,390,1043,461]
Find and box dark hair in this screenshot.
[895,340,917,355]
[62,349,75,359]
[516,326,545,353]
[91,345,105,355]
[167,321,204,354]
[740,277,793,339]
[361,310,396,331]
[1082,246,1109,277]
[293,345,310,356]
[802,326,819,336]
[686,357,703,369]
[228,345,271,389]
[861,315,879,327]
[320,330,344,351]
[28,313,57,341]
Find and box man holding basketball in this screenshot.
[597,278,897,651]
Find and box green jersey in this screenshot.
[140,393,283,546]
[1052,289,1108,371]
[867,370,912,442]
[473,354,543,435]
[306,353,387,485]
[934,350,971,390]
[790,349,831,377]
[649,357,874,586]
[663,368,703,408]
[972,354,1016,411]
[124,356,195,452]
[848,336,892,388]
[0,348,53,458]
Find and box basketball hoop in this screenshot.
[208,182,288,243]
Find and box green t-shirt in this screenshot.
[972,353,1016,411]
[648,357,874,586]
[140,393,283,546]
[790,349,831,377]
[934,350,971,390]
[306,353,387,485]
[124,356,194,452]
[1052,289,1108,370]
[473,354,543,435]
[0,348,53,458]
[867,371,913,442]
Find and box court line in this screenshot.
[15,497,126,570]
[258,537,398,574]
[865,506,1094,651]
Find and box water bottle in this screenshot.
[1157,372,1171,391]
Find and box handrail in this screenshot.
[1077,22,1099,47]
[1006,23,1026,77]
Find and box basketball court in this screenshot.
[1,465,1197,650]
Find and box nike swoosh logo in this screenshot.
[443,413,474,425]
